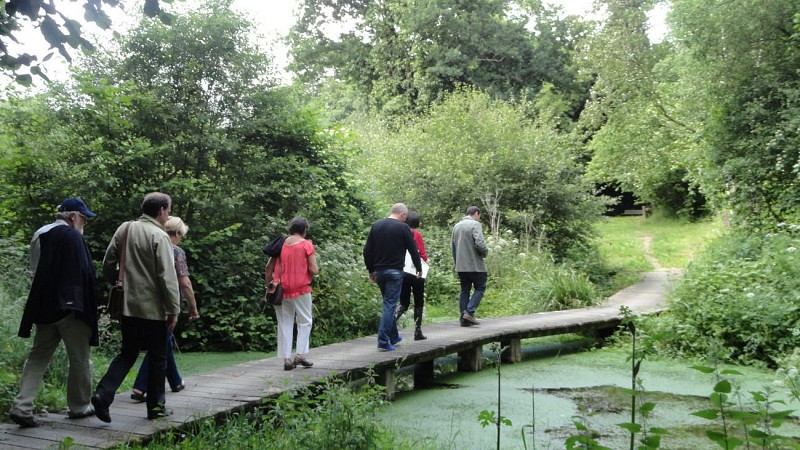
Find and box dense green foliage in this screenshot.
[649,228,800,367]
[135,378,399,449]
[0,1,371,351]
[288,0,590,119]
[354,89,605,259]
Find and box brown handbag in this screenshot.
[107,223,130,320]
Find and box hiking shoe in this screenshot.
[462,312,479,325]
[67,407,95,419]
[9,409,39,428]
[460,319,473,327]
[378,343,396,351]
[294,357,313,368]
[390,335,403,345]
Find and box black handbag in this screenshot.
[266,281,283,306]
[107,284,124,320]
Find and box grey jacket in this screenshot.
[452,215,488,272]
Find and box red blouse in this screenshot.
[275,239,316,299]
[412,229,427,262]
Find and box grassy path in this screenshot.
[594,215,722,291]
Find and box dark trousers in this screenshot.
[95,316,168,415]
[133,332,182,393]
[458,271,487,316]
[399,273,425,311]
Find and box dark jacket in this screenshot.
[363,217,422,273]
[19,225,99,346]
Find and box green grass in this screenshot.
[593,215,723,291]
[102,350,274,395]
[172,351,273,375]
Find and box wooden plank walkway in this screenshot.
[0,271,677,449]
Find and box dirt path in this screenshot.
[641,234,663,270]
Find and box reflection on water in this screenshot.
[377,337,800,449]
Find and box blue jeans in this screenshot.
[458,272,487,315]
[375,269,403,347]
[132,332,182,393]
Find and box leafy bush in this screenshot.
[649,226,800,366]
[138,377,400,449]
[311,239,381,346]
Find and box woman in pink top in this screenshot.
[265,217,319,371]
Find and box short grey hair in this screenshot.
[390,203,408,215]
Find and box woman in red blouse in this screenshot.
[396,211,428,340]
[265,217,319,370]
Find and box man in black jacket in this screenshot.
[10,198,99,427]
[363,203,422,351]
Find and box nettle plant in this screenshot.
[690,362,797,449]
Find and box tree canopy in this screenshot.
[288,0,591,119]
[0,0,172,85]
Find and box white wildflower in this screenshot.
[787,247,797,253]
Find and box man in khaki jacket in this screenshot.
[92,192,180,422]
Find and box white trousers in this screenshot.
[275,293,313,359]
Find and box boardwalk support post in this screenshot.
[377,367,396,400]
[501,338,522,363]
[414,360,435,387]
[458,345,483,372]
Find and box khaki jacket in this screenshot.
[103,215,180,320]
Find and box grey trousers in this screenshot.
[12,312,93,416]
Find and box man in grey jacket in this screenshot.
[451,206,489,326]
[92,192,180,422]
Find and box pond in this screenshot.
[376,338,800,449]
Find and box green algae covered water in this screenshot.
[377,341,800,449]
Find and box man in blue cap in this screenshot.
[10,198,99,427]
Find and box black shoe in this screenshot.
[414,328,427,340]
[147,408,173,420]
[91,394,111,423]
[9,410,39,428]
[284,361,295,371]
[294,357,313,368]
[171,383,185,393]
[130,390,146,402]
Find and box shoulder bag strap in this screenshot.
[118,222,131,285]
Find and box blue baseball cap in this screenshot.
[58,198,96,218]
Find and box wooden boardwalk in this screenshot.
[0,271,677,449]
